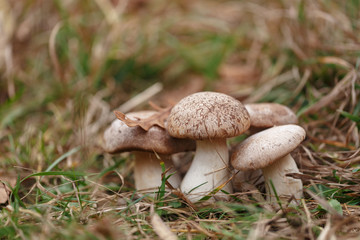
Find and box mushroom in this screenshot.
[231,103,298,190]
[167,92,250,202]
[231,124,305,205]
[104,111,196,194]
[245,103,298,132]
[229,144,264,192]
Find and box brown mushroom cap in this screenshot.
[167,92,250,140]
[231,124,306,171]
[104,111,196,154]
[245,103,298,128]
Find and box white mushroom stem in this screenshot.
[180,139,233,202]
[133,152,181,194]
[261,154,303,204]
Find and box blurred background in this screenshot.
[1,0,358,147]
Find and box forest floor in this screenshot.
[0,0,359,239]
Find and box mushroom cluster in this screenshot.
[103,91,306,206]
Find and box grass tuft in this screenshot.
[0,0,359,239]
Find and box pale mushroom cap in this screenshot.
[231,124,306,171]
[104,111,196,154]
[245,103,298,128]
[167,92,250,140]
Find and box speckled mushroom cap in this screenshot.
[167,92,250,140]
[231,124,306,171]
[104,111,196,154]
[245,103,298,128]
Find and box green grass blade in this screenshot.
[45,146,81,172]
[21,171,86,183]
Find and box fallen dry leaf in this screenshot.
[114,104,172,131]
[0,182,11,205]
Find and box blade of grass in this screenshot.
[269,179,283,210]
[21,171,86,183]
[45,146,81,172]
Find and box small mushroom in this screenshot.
[167,92,250,202]
[229,144,264,192]
[231,103,297,190]
[245,103,298,133]
[231,124,305,205]
[104,111,196,194]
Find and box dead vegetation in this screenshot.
[0,0,359,239]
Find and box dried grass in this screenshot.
[0,0,359,239]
